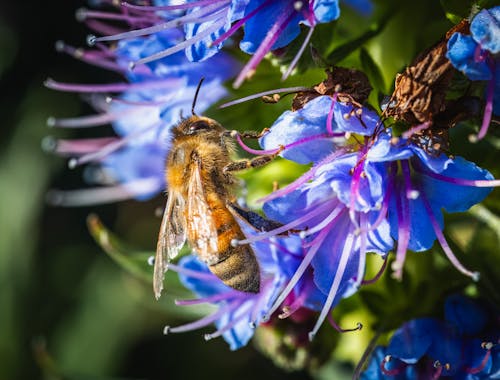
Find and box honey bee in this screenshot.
[153,81,274,299]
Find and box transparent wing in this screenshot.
[186,161,219,264]
[153,190,186,299]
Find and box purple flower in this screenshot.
[368,133,496,280]
[164,222,325,350]
[446,6,500,140]
[45,28,238,206]
[86,0,372,87]
[244,96,393,339]
[361,294,500,379]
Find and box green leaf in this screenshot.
[87,214,154,283]
[440,0,476,21]
[325,11,393,65]
[359,47,387,98]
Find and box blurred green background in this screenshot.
[1,1,498,379]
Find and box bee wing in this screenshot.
[186,161,219,264]
[154,190,186,299]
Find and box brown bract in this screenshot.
[292,67,372,111]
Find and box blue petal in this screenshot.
[260,96,337,164]
[313,0,340,23]
[311,214,360,296]
[333,102,379,135]
[426,328,463,375]
[446,32,492,81]
[367,133,414,163]
[363,212,394,255]
[184,18,229,62]
[471,7,500,54]
[178,255,229,297]
[216,301,254,350]
[360,346,388,380]
[410,145,452,174]
[387,318,439,363]
[420,156,494,213]
[388,189,441,252]
[318,153,387,211]
[239,0,303,54]
[444,294,488,335]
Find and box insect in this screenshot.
[154,79,278,299]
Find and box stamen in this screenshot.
[68,120,163,167]
[471,65,495,141]
[219,86,311,108]
[421,193,480,281]
[413,162,500,187]
[130,16,227,68]
[234,134,281,155]
[392,162,411,280]
[432,361,445,380]
[327,314,362,333]
[263,225,330,321]
[281,26,315,80]
[91,1,230,44]
[167,263,217,281]
[43,137,119,156]
[361,256,388,285]
[464,342,492,374]
[235,204,327,245]
[233,5,296,88]
[204,302,252,340]
[401,121,431,139]
[380,355,406,376]
[44,77,183,93]
[122,0,225,12]
[278,291,307,319]
[210,0,275,47]
[46,177,161,206]
[308,228,354,341]
[46,111,138,128]
[165,303,235,334]
[354,213,368,289]
[300,204,344,238]
[175,291,245,306]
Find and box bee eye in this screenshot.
[189,120,211,133]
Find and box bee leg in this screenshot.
[223,146,284,174]
[221,128,270,140]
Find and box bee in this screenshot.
[154,80,277,299]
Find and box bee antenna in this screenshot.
[192,77,205,116]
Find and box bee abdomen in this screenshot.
[209,245,260,293]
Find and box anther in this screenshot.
[343,113,351,120]
[163,326,171,335]
[55,40,65,52]
[468,134,479,143]
[41,136,57,152]
[204,333,213,341]
[46,116,56,127]
[230,130,238,138]
[230,239,239,247]
[128,61,136,71]
[68,158,78,169]
[299,230,307,239]
[293,1,303,11]
[75,8,88,22]
[407,190,420,199]
[248,321,257,329]
[308,331,316,341]
[390,137,400,145]
[471,271,481,282]
[147,256,155,266]
[86,34,97,46]
[355,108,363,116]
[481,341,494,350]
[105,96,113,104]
[334,84,342,93]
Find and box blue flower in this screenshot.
[446,6,500,139]
[361,295,500,379]
[253,97,393,339]
[166,225,324,350]
[85,0,373,87]
[368,133,495,279]
[45,26,238,205]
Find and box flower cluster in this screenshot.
[47,0,500,375]
[446,6,500,140]
[361,294,499,379]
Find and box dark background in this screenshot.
[0,1,314,379]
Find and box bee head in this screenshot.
[175,115,225,138]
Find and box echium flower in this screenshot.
[361,294,500,379]
[232,95,394,339]
[45,27,238,206]
[233,92,499,337]
[162,219,328,350]
[446,6,500,140]
[86,0,373,87]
